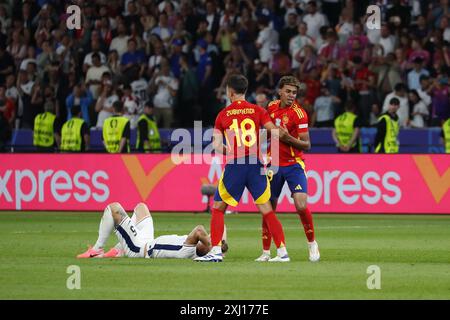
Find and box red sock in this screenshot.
[298,207,315,242]
[261,215,272,251]
[210,208,225,246]
[263,211,286,248]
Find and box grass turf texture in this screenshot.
[0,212,449,300]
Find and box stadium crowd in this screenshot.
[0,0,449,149]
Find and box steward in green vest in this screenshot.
[60,105,90,152]
[374,97,400,154]
[441,118,450,153]
[33,101,60,152]
[137,101,161,152]
[102,100,130,153]
[332,102,361,153]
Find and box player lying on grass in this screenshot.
[77,202,228,259]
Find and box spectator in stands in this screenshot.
[150,59,178,128]
[86,53,111,99]
[255,92,269,108]
[5,74,18,116]
[0,84,15,130]
[177,53,199,128]
[17,70,35,130]
[110,22,130,59]
[269,43,291,83]
[429,75,450,126]
[0,42,14,85]
[302,1,327,40]
[83,38,107,74]
[255,16,279,64]
[289,22,314,71]
[378,24,396,57]
[279,9,298,55]
[66,83,94,128]
[407,57,430,91]
[7,29,27,68]
[374,53,402,104]
[95,79,119,128]
[382,83,409,128]
[408,89,429,128]
[312,86,341,128]
[120,38,146,84]
[151,12,173,45]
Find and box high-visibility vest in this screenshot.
[443,119,450,154]
[33,112,56,147]
[102,116,130,153]
[334,111,358,148]
[136,114,161,152]
[61,117,85,152]
[375,114,399,154]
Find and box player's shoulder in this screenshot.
[267,99,281,111]
[290,101,308,120]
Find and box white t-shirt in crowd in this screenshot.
[153,75,179,109]
[110,35,130,58]
[96,95,119,128]
[302,12,327,39]
[289,34,314,69]
[85,65,111,98]
[256,26,279,63]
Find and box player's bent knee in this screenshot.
[134,202,150,220]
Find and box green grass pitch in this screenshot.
[0,211,449,300]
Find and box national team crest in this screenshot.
[282,115,289,125]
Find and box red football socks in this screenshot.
[263,211,286,248]
[210,208,225,246]
[298,207,315,242]
[261,215,272,250]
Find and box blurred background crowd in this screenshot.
[0,0,449,136]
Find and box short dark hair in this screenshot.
[92,52,100,60]
[394,83,406,92]
[112,100,124,113]
[226,74,248,94]
[71,105,81,117]
[390,97,400,106]
[144,100,154,108]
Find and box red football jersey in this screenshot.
[267,100,309,166]
[214,100,272,162]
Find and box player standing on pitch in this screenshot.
[195,74,290,262]
[256,76,320,262]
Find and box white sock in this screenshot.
[93,206,114,250]
[263,250,271,256]
[277,246,288,257]
[211,245,222,255]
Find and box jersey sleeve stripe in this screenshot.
[293,107,304,120]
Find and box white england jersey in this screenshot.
[131,79,149,113]
[147,235,198,259]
